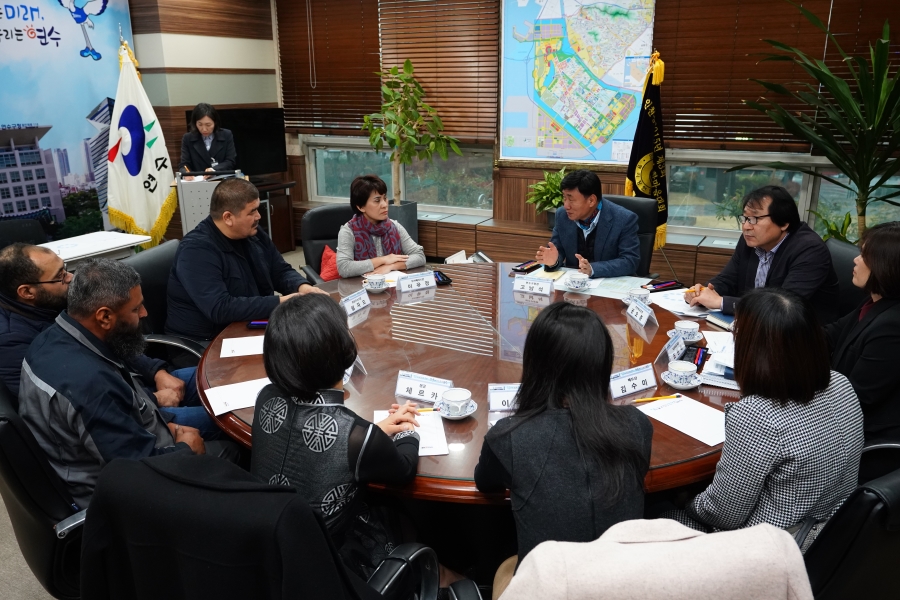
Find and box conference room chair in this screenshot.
[0,218,48,250]
[859,440,900,484]
[121,240,206,365]
[80,453,482,600]
[0,379,85,600]
[603,195,659,277]
[803,467,900,599]
[300,203,356,284]
[825,237,867,319]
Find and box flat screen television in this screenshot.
[184,107,286,177]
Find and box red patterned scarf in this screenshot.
[349,213,402,261]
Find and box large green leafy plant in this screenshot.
[736,2,900,239]
[362,60,461,206]
[526,167,566,214]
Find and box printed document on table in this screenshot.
[382,271,407,288]
[549,269,650,299]
[636,396,726,446]
[532,267,566,281]
[374,410,449,456]
[220,336,265,358]
[205,377,271,415]
[702,331,734,355]
[651,288,711,317]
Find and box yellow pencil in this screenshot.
[417,407,440,412]
[633,394,682,403]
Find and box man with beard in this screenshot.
[0,244,221,439]
[17,259,238,508]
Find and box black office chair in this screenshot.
[603,194,658,277]
[300,204,356,285]
[803,467,900,599]
[0,380,86,600]
[0,218,48,250]
[859,439,900,484]
[121,240,206,365]
[825,237,867,319]
[80,453,481,600]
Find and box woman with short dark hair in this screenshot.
[178,102,237,177]
[336,174,425,278]
[474,302,653,592]
[250,294,421,578]
[669,288,863,548]
[825,221,900,441]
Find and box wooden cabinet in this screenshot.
[650,233,705,284]
[417,212,451,258]
[475,219,551,263]
[695,237,738,285]
[436,215,490,258]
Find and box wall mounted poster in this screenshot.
[0,0,133,230]
[499,0,655,164]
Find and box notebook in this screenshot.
[706,311,735,331]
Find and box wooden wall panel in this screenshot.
[436,224,477,258]
[650,248,697,285]
[694,252,731,286]
[128,0,273,39]
[475,230,547,263]
[419,222,438,257]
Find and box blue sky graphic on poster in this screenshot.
[0,0,133,179]
[500,0,655,164]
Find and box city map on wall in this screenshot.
[499,0,655,164]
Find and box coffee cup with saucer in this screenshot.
[624,287,650,306]
[567,272,590,291]
[362,273,388,294]
[668,320,702,342]
[663,360,701,390]
[439,388,476,420]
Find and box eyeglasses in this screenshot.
[24,263,68,285]
[737,214,771,225]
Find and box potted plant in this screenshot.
[735,6,900,240]
[362,59,462,242]
[526,167,566,229]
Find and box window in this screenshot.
[12,186,23,197]
[35,168,45,179]
[0,173,5,184]
[18,151,42,166]
[405,151,493,210]
[23,170,33,181]
[313,149,393,198]
[10,171,20,182]
[40,196,51,207]
[0,154,15,168]
[2,202,11,214]
[811,170,900,240]
[38,182,48,194]
[0,188,8,199]
[28,198,39,210]
[15,200,26,212]
[25,184,36,196]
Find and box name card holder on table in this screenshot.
[609,363,657,400]
[395,370,453,403]
[488,384,520,411]
[513,291,552,307]
[340,288,371,315]
[625,298,658,327]
[656,331,687,365]
[396,287,437,304]
[513,274,553,296]
[398,271,437,293]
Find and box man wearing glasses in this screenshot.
[684,185,840,324]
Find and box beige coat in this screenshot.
[499,519,813,600]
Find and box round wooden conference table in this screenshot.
[198,262,739,504]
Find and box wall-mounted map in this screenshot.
[500,0,655,164]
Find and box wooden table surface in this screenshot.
[198,263,739,504]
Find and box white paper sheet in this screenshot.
[374,410,449,456]
[702,331,734,355]
[220,336,265,358]
[204,377,271,415]
[636,396,726,446]
[40,231,151,261]
[550,269,650,298]
[381,271,407,288]
[650,288,711,317]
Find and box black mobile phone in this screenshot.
[247,320,268,329]
[511,260,541,274]
[433,270,452,286]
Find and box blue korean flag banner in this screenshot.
[106,46,174,245]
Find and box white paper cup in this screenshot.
[363,274,386,289]
[568,272,589,289]
[674,320,700,337]
[668,360,698,386]
[627,288,650,305]
[442,388,471,416]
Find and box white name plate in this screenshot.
[395,370,453,403]
[488,383,520,411]
[513,291,552,307]
[396,287,437,304]
[625,298,658,327]
[609,364,657,399]
[398,271,437,293]
[659,331,687,364]
[340,288,371,316]
[513,274,553,296]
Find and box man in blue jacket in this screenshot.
[166,178,328,342]
[535,170,640,278]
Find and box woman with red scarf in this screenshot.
[336,175,425,278]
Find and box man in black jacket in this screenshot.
[166,178,328,342]
[685,185,839,324]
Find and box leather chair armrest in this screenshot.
[368,542,439,600]
[54,509,87,539]
[302,265,326,287]
[449,579,484,600]
[145,334,206,360]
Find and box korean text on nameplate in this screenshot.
[513,274,553,296]
[625,298,657,327]
[397,271,437,293]
[658,331,686,364]
[395,370,453,403]
[609,364,657,400]
[340,288,371,315]
[488,384,520,411]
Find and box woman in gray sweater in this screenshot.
[336,175,425,278]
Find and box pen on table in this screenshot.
[417,407,440,412]
[633,394,682,403]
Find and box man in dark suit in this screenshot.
[535,170,640,278]
[685,185,839,323]
[178,102,237,177]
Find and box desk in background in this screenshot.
[40,231,151,268]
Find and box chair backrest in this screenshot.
[301,204,356,274]
[602,195,657,277]
[0,219,48,250]
[859,442,900,484]
[825,237,867,318]
[121,240,180,335]
[804,467,900,599]
[0,380,81,599]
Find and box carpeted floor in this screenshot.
[0,496,53,599]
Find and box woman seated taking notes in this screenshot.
[336,175,426,278]
[825,221,900,443]
[667,288,863,549]
[475,302,653,597]
[250,294,421,579]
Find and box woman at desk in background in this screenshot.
[825,221,900,443]
[667,288,863,551]
[178,103,237,180]
[474,302,653,599]
[336,175,425,278]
